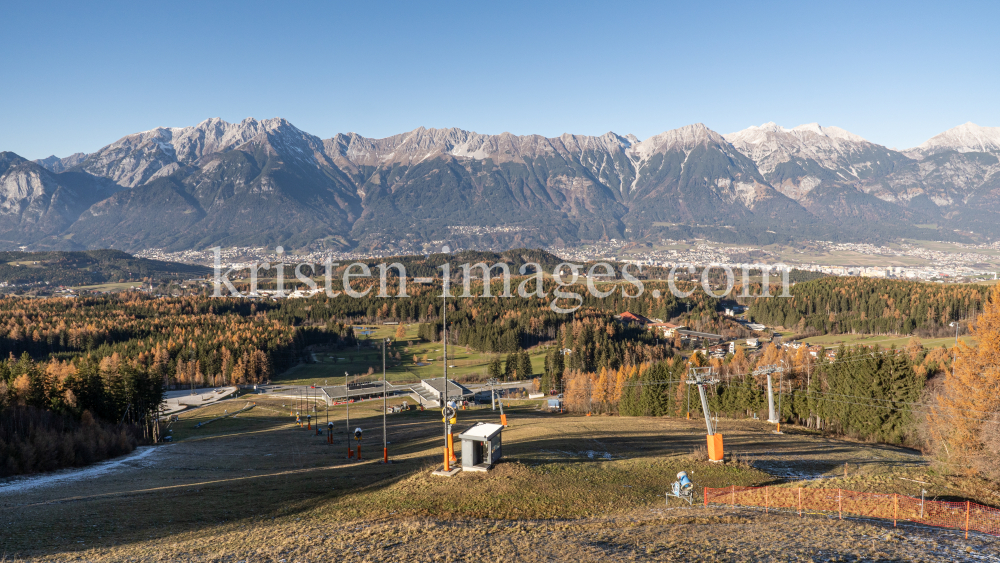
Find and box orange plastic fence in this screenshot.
[704,486,1000,538]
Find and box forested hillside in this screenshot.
[0,250,209,287]
[747,277,986,335]
[0,294,354,476]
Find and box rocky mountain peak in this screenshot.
[632,123,729,161]
[73,117,321,187]
[910,122,1000,157]
[724,122,868,147]
[35,152,88,173]
[0,152,28,176]
[723,122,909,202]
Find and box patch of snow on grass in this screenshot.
[0,445,166,496]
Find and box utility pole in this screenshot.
[949,321,959,377]
[775,362,785,434]
[442,292,456,465]
[345,371,351,458]
[437,246,457,473]
[383,337,389,464]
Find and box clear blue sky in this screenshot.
[2,0,998,159]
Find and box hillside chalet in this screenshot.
[648,322,687,338]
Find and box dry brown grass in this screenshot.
[1,396,996,561]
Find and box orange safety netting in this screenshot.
[704,486,1000,538]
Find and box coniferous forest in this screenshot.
[748,277,986,336]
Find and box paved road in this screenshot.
[160,386,238,415]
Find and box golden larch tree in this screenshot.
[926,284,1000,478]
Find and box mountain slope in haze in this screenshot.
[899,124,1000,236]
[624,124,816,233]
[723,123,928,226]
[724,122,1000,238]
[35,152,88,174]
[723,122,912,199]
[0,152,120,248]
[341,127,637,248]
[336,123,822,249]
[5,118,1000,252]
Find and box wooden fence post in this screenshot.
[893,494,898,527]
[966,501,971,539]
[731,485,735,507]
[765,486,769,514]
[838,489,842,520]
[798,487,802,517]
[703,487,707,507]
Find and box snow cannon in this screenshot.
[676,471,692,492]
[668,471,695,505]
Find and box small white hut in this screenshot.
[458,422,503,472]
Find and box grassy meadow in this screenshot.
[2,394,997,561]
[274,324,549,386]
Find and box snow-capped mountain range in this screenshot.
[1,118,998,252]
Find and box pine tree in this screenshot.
[503,354,516,381]
[518,351,533,379]
[619,369,640,416]
[488,355,503,381]
[638,362,670,416]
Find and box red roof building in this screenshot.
[616,312,652,326]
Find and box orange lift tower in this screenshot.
[686,367,723,462]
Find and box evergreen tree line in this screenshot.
[536,318,673,395]
[560,344,924,446]
[484,351,533,382]
[748,277,985,336]
[0,352,163,429]
[0,352,161,477]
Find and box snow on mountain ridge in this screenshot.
[724,121,878,176]
[724,122,868,145]
[77,117,318,187]
[911,122,1000,156]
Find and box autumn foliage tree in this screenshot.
[926,284,1000,479]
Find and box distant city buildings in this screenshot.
[131,236,998,285]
